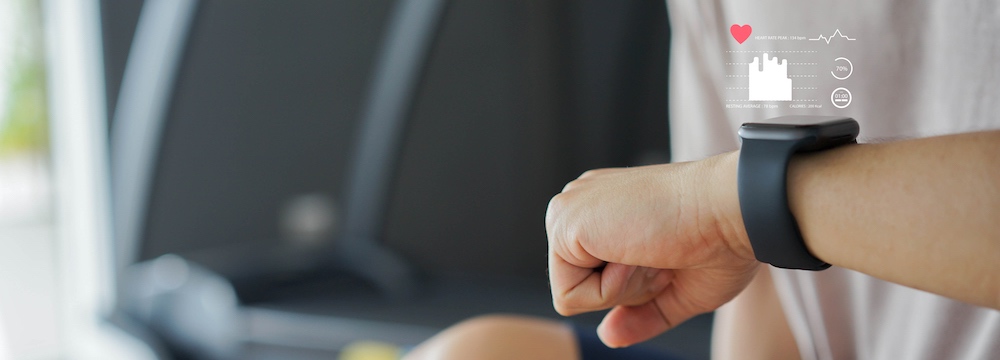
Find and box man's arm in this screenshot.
[546,130,1000,348]
[782,130,1000,309]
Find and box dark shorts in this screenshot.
[572,325,684,360]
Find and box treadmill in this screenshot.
[101,1,707,359]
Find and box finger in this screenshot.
[594,269,675,348]
[549,253,636,316]
[596,302,672,348]
[620,268,674,307]
[597,282,705,348]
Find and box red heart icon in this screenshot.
[730,24,752,44]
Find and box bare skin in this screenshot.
[405,269,800,360]
[546,130,1000,348]
[402,315,579,360]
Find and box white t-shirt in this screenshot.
[665,1,1000,359]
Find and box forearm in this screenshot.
[545,129,999,347]
[785,130,1000,309]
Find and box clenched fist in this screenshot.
[546,151,760,348]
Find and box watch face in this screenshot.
[739,116,859,149]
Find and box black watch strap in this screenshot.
[737,138,831,270]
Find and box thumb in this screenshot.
[596,287,701,348]
[597,302,672,348]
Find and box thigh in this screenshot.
[572,324,683,360]
[404,315,579,360]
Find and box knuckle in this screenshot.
[548,192,567,210]
[578,168,614,179]
[552,301,573,316]
[552,296,581,316]
[545,193,568,230]
[579,169,602,179]
[551,279,610,317]
[579,167,622,179]
[561,179,582,193]
[577,169,614,180]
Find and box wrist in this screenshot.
[708,151,755,262]
[785,142,861,268]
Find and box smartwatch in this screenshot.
[737,116,859,270]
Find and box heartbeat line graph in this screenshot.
[809,29,856,44]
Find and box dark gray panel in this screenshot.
[142,0,393,266]
[384,0,553,279]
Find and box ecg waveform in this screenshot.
[809,29,856,44]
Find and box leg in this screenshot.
[403,315,579,360]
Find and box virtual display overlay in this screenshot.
[725,24,856,110]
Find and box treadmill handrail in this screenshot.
[110,0,199,271]
[336,0,447,298]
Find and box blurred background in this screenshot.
[0,0,58,358]
[0,0,712,359]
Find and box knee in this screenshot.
[447,314,538,336]
[403,315,578,360]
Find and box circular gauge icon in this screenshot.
[831,87,852,108]
[831,57,853,80]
